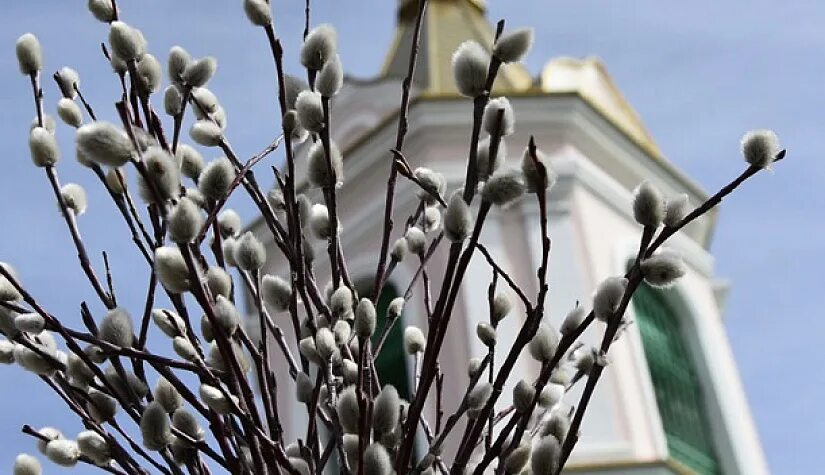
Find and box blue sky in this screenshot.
[0,1,819,473]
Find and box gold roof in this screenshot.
[381,1,665,160]
[382,0,533,95]
[540,56,664,159]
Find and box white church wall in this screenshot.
[246,84,766,472]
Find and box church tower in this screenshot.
[247,1,768,473]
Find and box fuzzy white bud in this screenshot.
[482,168,525,206]
[104,168,126,195]
[216,209,241,238]
[560,305,586,335]
[444,193,473,242]
[354,298,376,338]
[169,197,202,243]
[206,266,232,300]
[99,307,134,347]
[317,54,344,97]
[741,129,780,169]
[137,54,162,93]
[542,411,571,444]
[108,22,145,61]
[467,382,493,410]
[301,24,338,70]
[182,56,217,88]
[76,121,133,167]
[198,157,234,201]
[154,246,191,293]
[105,365,148,399]
[189,120,223,147]
[404,226,426,255]
[267,187,285,211]
[504,443,531,474]
[538,383,564,408]
[373,385,400,435]
[492,293,512,323]
[88,390,117,422]
[315,327,338,360]
[664,193,689,228]
[262,275,291,312]
[413,167,446,203]
[521,147,557,193]
[299,336,322,365]
[155,377,183,413]
[141,401,173,450]
[36,428,62,455]
[13,453,41,475]
[640,250,686,288]
[15,33,42,75]
[139,147,180,203]
[423,205,441,232]
[234,231,265,270]
[330,286,353,318]
[59,183,87,216]
[333,320,351,346]
[57,98,83,128]
[77,431,111,465]
[391,237,409,261]
[388,298,404,320]
[199,384,236,414]
[14,340,58,375]
[341,359,358,385]
[403,326,426,354]
[307,140,344,188]
[167,46,191,84]
[213,295,241,335]
[364,443,392,475]
[295,371,314,404]
[513,379,535,413]
[493,28,534,63]
[633,180,665,228]
[56,67,80,99]
[87,0,115,23]
[593,276,628,322]
[0,339,15,363]
[452,41,489,97]
[65,353,94,389]
[532,436,560,475]
[483,97,515,136]
[476,322,497,347]
[45,440,80,467]
[295,90,325,133]
[152,309,185,338]
[309,203,332,239]
[477,136,506,181]
[191,87,218,117]
[468,357,482,378]
[243,0,272,26]
[337,386,360,433]
[528,324,559,362]
[29,127,60,167]
[163,84,183,116]
[173,408,204,442]
[173,336,197,361]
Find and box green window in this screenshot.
[357,280,411,400]
[632,283,720,474]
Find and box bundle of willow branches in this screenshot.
[3,1,784,474]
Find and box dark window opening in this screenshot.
[356,280,411,400]
[632,283,720,474]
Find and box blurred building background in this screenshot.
[248,1,767,473]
